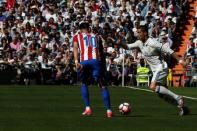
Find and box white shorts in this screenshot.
[152,68,168,85]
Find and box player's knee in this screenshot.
[149,82,157,91]
[149,84,156,91]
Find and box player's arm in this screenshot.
[119,42,129,50]
[97,35,103,60]
[171,52,187,66]
[73,41,78,63]
[118,40,141,50]
[160,43,186,66]
[73,37,82,69]
[107,34,141,50]
[107,36,129,50]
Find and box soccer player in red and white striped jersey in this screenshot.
[73,21,113,118]
[73,29,99,62]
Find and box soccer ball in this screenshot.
[118,102,131,115]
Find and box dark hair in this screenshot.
[79,22,89,29]
[140,58,145,67]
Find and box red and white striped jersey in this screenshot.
[73,32,99,62]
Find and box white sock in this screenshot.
[107,109,112,113]
[155,86,179,100]
[86,106,91,110]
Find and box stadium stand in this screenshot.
[0,0,195,86]
[171,0,197,87]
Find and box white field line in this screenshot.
[125,86,197,100]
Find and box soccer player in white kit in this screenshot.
[119,25,189,116]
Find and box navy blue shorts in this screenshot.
[77,59,101,83]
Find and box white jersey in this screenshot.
[127,38,174,72]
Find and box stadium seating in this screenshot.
[0,0,195,87]
[172,0,197,87]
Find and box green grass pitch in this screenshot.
[0,85,197,131]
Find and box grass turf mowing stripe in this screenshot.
[125,86,197,101]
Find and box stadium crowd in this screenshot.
[184,7,197,86]
[0,0,191,85]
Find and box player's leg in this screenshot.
[154,84,189,116]
[81,82,92,115]
[150,69,189,115]
[98,81,113,117]
[92,60,113,117]
[78,61,92,115]
[150,70,179,99]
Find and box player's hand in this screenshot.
[75,63,83,70]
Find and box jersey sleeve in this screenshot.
[127,40,142,50]
[161,44,174,55]
[157,42,174,55]
[151,38,174,55]
[73,35,78,44]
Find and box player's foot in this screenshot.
[179,106,190,116]
[82,108,92,116]
[107,110,113,118]
[177,96,184,108]
[177,96,190,116]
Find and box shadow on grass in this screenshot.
[113,114,150,118]
[186,114,197,116]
